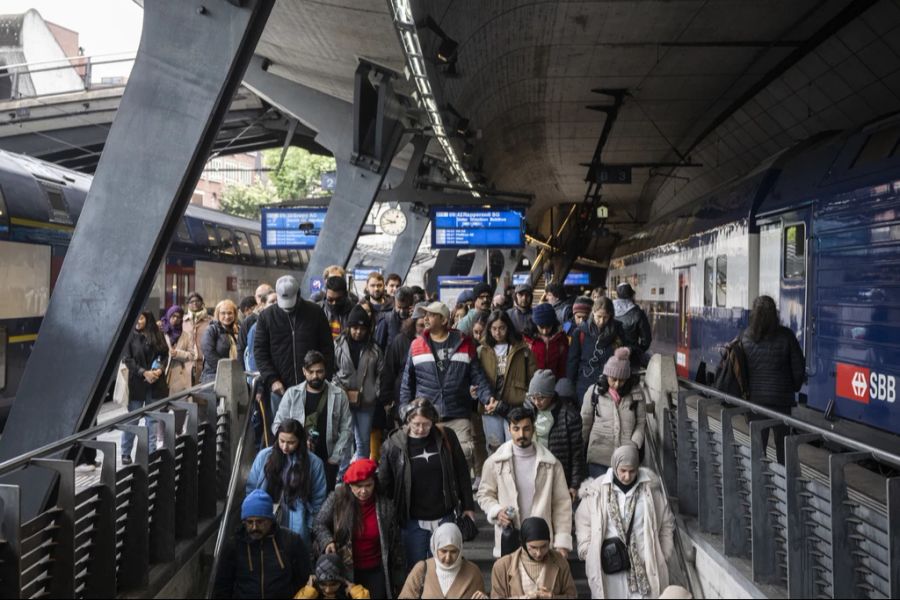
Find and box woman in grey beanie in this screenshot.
[580,347,647,477]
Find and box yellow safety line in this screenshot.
[8,334,38,344]
[10,217,75,232]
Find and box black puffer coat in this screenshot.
[123,329,169,401]
[200,320,237,384]
[740,326,805,407]
[527,399,586,490]
[566,319,624,404]
[377,426,475,522]
[253,300,335,391]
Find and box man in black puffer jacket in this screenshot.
[613,283,652,367]
[739,295,805,464]
[254,275,335,417]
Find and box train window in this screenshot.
[276,249,288,266]
[0,326,5,391]
[704,258,714,307]
[234,231,252,260]
[248,233,262,260]
[0,185,8,229]
[852,124,900,168]
[42,184,72,225]
[716,255,727,307]
[265,247,276,266]
[783,224,806,280]
[203,223,219,249]
[289,250,302,268]
[216,226,237,257]
[175,219,192,243]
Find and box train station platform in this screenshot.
[0,355,897,598]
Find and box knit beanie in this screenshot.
[532,302,558,327]
[528,369,557,397]
[572,296,593,315]
[241,489,274,521]
[603,347,632,380]
[347,304,371,328]
[315,553,345,583]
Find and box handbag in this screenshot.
[455,510,478,542]
[600,506,636,574]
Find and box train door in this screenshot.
[675,268,691,378]
[164,260,195,309]
[757,209,811,352]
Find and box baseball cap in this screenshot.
[276,275,299,310]
[423,301,450,322]
[411,302,429,319]
[515,283,533,294]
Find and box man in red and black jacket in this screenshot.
[399,301,494,473]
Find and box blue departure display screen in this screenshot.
[565,271,591,285]
[431,207,525,248]
[512,273,530,286]
[261,207,327,249]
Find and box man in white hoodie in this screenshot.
[476,406,573,558]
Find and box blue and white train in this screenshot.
[0,150,310,422]
[608,112,900,438]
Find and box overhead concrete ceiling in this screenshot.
[251,0,900,260]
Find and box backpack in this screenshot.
[714,336,750,399]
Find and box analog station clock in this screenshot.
[379,207,408,235]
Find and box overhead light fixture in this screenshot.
[437,37,459,63]
[456,118,470,136]
[389,0,478,198]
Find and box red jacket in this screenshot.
[525,331,569,379]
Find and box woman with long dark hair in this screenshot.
[478,309,536,454]
[246,419,327,547]
[567,297,624,404]
[739,295,805,463]
[121,310,169,465]
[314,458,404,599]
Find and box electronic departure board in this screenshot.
[512,273,531,286]
[261,207,327,249]
[431,207,525,248]
[564,271,591,285]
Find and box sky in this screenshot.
[4,0,143,80]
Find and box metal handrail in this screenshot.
[679,378,900,470]
[0,380,214,475]
[0,51,135,73]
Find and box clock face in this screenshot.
[379,208,408,235]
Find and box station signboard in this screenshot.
[512,272,531,286]
[564,271,591,286]
[431,206,525,249]
[261,207,327,249]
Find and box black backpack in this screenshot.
[714,336,750,399]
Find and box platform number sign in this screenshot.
[835,362,896,404]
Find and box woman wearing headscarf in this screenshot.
[489,517,577,599]
[398,523,487,599]
[575,443,675,599]
[313,458,404,598]
[162,305,196,395]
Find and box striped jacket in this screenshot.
[399,329,493,420]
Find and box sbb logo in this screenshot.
[836,362,896,404]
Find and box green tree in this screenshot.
[263,147,336,200]
[220,182,278,219]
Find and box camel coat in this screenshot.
[398,558,484,599]
[476,441,573,558]
[182,310,211,384]
[479,341,536,407]
[489,547,577,599]
[575,468,675,599]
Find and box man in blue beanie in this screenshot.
[212,489,311,598]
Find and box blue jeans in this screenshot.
[351,406,375,460]
[401,515,453,571]
[589,463,608,478]
[482,414,511,453]
[120,391,158,458]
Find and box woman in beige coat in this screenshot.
[399,523,487,599]
[182,292,211,384]
[490,517,577,599]
[575,444,675,599]
[581,347,646,477]
[162,305,196,394]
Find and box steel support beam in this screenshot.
[497,249,523,293]
[243,56,404,292]
[380,135,430,280]
[0,0,274,463]
[426,249,459,296]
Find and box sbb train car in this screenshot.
[608,113,900,439]
[0,150,307,421]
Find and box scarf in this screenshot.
[609,387,621,405]
[606,481,650,596]
[430,523,464,595]
[534,409,554,447]
[161,306,184,345]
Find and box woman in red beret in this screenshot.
[313,458,404,598]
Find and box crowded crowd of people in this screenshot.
[121,266,799,598]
